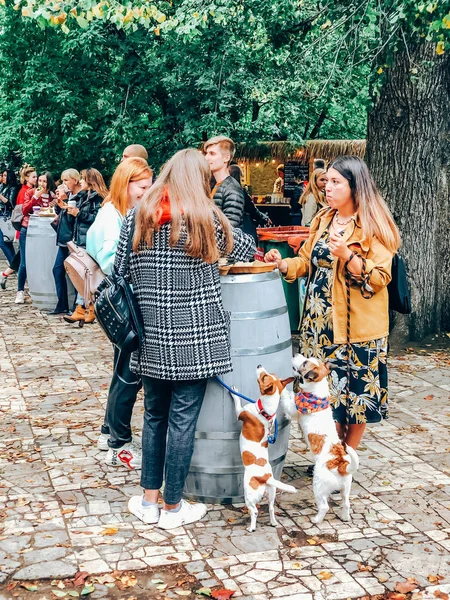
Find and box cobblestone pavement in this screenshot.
[1,275,450,599]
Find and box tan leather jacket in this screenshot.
[285,208,393,344]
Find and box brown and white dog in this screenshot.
[231,366,296,532]
[280,354,359,524]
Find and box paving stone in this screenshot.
[12,560,77,580]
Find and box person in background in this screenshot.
[87,157,153,468]
[0,170,20,270]
[63,168,107,326]
[265,155,400,460]
[121,144,148,162]
[15,167,44,304]
[300,168,328,226]
[204,136,245,227]
[273,164,285,194]
[120,149,255,529]
[228,163,270,243]
[313,158,326,170]
[50,169,82,315]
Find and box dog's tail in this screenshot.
[267,477,296,493]
[344,445,359,475]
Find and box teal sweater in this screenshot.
[86,202,123,275]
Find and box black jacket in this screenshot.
[72,190,103,248]
[212,176,245,227]
[0,185,19,216]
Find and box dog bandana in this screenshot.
[295,391,330,414]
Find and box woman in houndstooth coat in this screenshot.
[116,148,255,530]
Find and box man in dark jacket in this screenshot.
[204,136,245,228]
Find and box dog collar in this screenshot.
[295,391,330,414]
[256,398,276,421]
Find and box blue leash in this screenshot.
[215,376,279,444]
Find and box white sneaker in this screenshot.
[97,433,109,451]
[157,499,207,530]
[15,291,25,304]
[105,441,142,469]
[128,495,159,524]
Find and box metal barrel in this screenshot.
[184,270,292,504]
[26,216,75,312]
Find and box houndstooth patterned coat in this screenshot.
[114,209,256,381]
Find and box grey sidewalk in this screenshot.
[1,275,450,599]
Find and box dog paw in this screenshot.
[339,512,351,522]
[311,515,323,524]
[246,526,256,533]
[269,520,279,528]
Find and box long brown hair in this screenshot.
[300,168,327,206]
[329,156,400,253]
[80,168,109,199]
[103,158,152,216]
[133,149,234,263]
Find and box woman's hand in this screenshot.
[328,232,352,260]
[57,197,68,209]
[0,194,7,204]
[34,187,44,199]
[264,248,288,274]
[67,206,79,217]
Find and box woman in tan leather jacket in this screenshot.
[265,156,400,452]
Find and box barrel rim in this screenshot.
[221,271,280,284]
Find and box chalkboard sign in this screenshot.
[284,161,309,199]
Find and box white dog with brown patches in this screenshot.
[231,366,296,532]
[280,354,359,524]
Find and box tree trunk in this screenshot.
[365,43,450,341]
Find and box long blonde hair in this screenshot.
[133,149,234,263]
[300,168,327,207]
[329,156,400,253]
[103,158,152,216]
[80,168,109,199]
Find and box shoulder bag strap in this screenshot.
[119,209,136,277]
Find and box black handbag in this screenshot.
[388,253,411,314]
[94,213,144,356]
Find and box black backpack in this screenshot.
[388,253,411,314]
[94,213,144,359]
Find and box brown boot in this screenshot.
[85,304,96,324]
[63,304,86,327]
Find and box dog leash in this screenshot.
[215,376,279,444]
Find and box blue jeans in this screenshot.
[0,229,15,266]
[52,246,70,312]
[141,376,208,505]
[17,226,27,291]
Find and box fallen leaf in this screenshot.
[428,574,445,583]
[21,583,38,592]
[52,591,68,598]
[73,572,89,587]
[174,592,191,597]
[211,590,235,600]
[388,594,406,600]
[395,581,418,593]
[306,538,317,545]
[80,584,95,596]
[358,563,373,572]
[196,589,212,597]
[292,562,302,569]
[156,584,168,591]
[317,571,333,580]
[100,527,119,536]
[151,579,165,584]
[425,394,434,401]
[118,574,137,588]
[67,593,80,598]
[434,592,449,600]
[95,575,115,584]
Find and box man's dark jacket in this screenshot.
[212,175,245,227]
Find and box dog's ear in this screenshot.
[259,373,277,396]
[324,361,332,374]
[279,376,295,391]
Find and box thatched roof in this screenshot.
[235,139,366,162]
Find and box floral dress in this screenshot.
[300,230,388,425]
